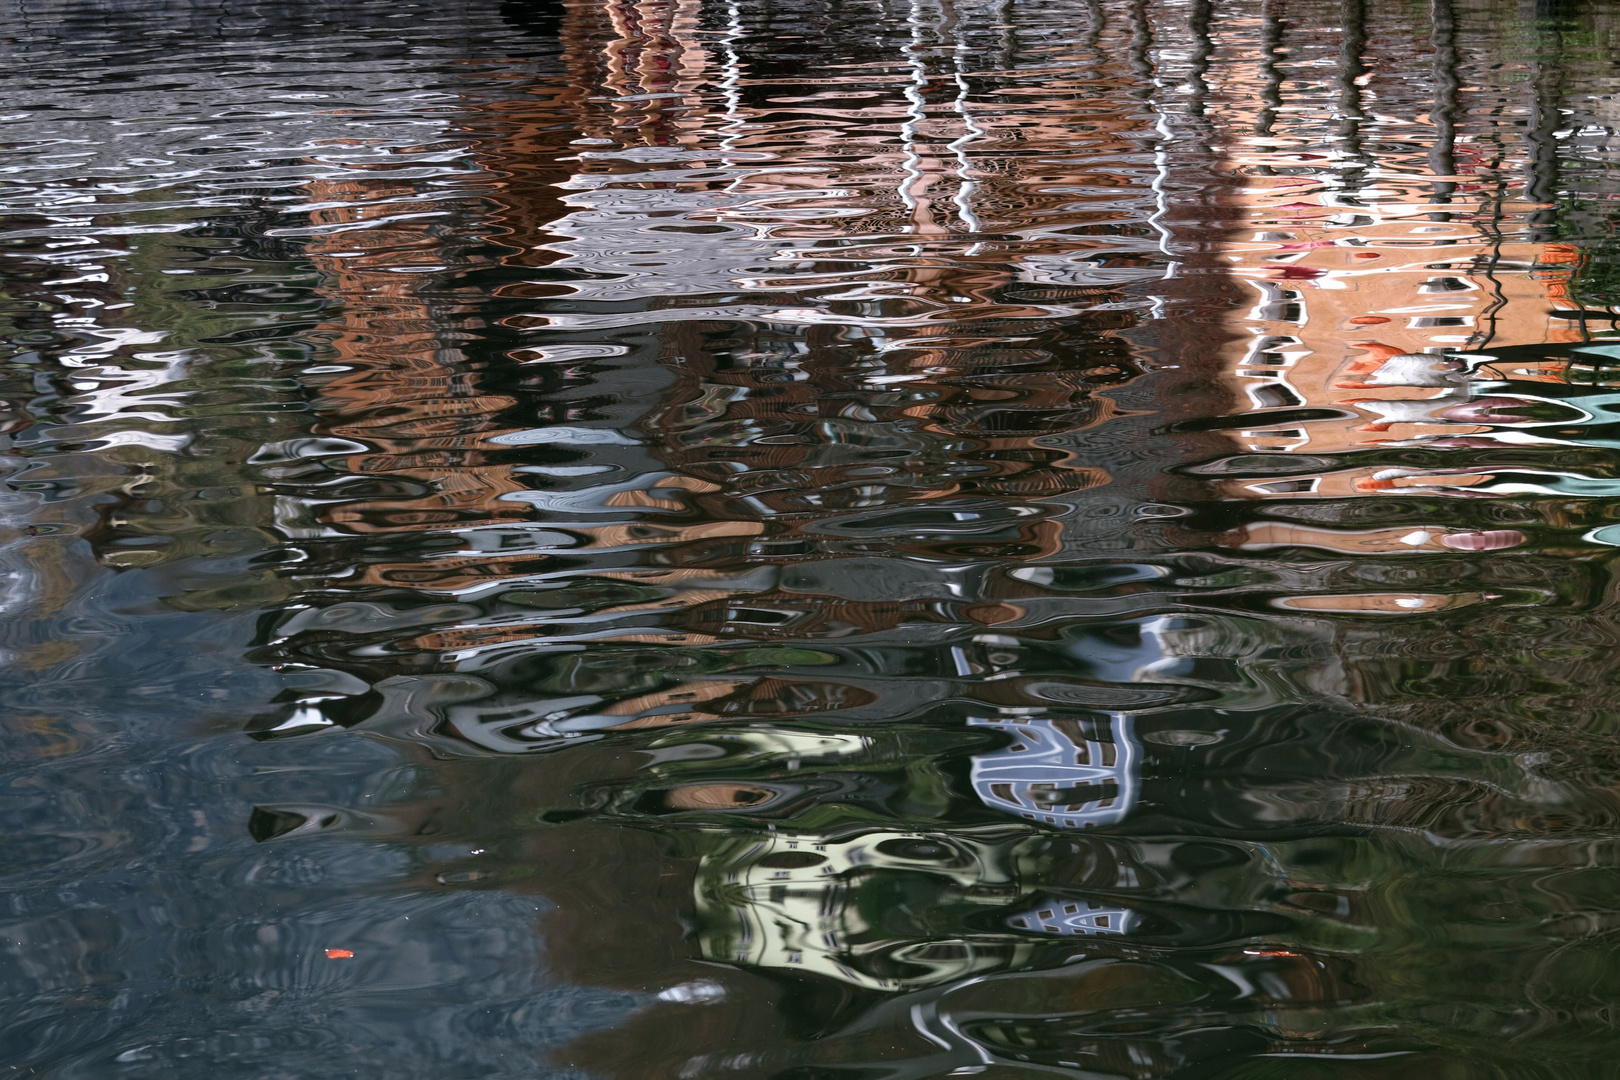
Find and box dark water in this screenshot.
[10,0,1620,1075]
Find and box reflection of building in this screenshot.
[243,0,1620,821]
[217,4,1620,1080]
[1185,0,1604,560]
[968,715,1137,829]
[1214,203,1581,463]
[249,0,1209,746]
[693,829,1129,992]
[218,3,1620,1071]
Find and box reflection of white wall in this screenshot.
[678,716,1146,993]
[694,830,1036,993]
[693,825,1135,993]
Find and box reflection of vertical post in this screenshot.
[1524,5,1564,247]
[996,0,1021,71]
[1187,0,1213,122]
[1428,0,1459,218]
[1130,0,1178,306]
[1255,0,1283,142]
[1080,0,1103,56]
[1474,0,1513,351]
[1183,0,1218,152]
[1334,0,1368,202]
[900,0,946,236]
[944,0,984,237]
[1126,0,1152,83]
[718,0,746,176]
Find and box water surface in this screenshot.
[7,0,1620,1076]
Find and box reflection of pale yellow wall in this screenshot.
[1190,17,1588,462]
[1216,197,1581,457]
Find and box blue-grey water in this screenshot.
[7,0,1620,1076]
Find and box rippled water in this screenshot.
[10,0,1620,1075]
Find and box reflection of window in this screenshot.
[726,607,798,625]
[1244,334,1304,367]
[1249,383,1304,408]
[1410,315,1473,328]
[1250,283,1305,324]
[1249,478,1318,494]
[969,716,1139,829]
[1243,426,1306,450]
[1420,277,1473,293]
[1007,899,1133,937]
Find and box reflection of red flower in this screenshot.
[1272,265,1325,280]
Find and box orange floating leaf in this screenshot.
[325,948,354,959]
